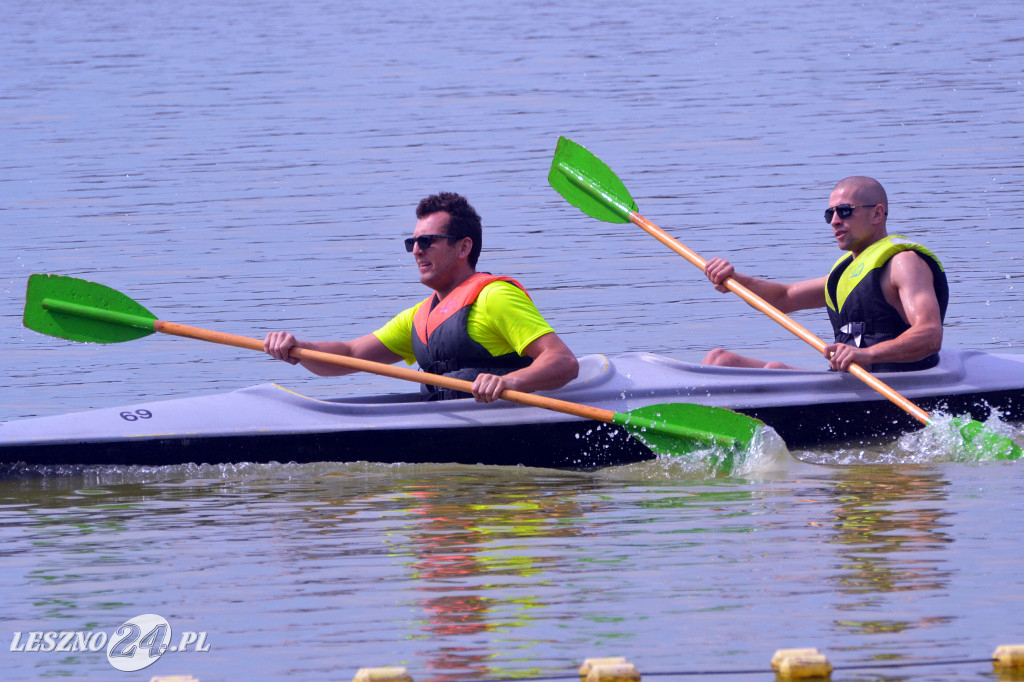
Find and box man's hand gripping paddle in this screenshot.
[23,273,766,465]
[548,136,1021,460]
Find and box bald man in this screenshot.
[702,177,948,372]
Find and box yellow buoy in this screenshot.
[353,667,413,682]
[579,657,628,678]
[775,653,832,680]
[771,649,821,670]
[586,662,640,682]
[994,645,1024,669]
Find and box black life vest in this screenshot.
[411,272,533,401]
[825,235,949,372]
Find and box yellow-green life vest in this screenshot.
[825,235,948,372]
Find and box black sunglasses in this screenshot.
[824,204,880,223]
[404,234,459,252]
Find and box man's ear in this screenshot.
[871,204,887,224]
[457,237,473,260]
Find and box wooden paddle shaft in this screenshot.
[627,212,932,426]
[152,320,619,424]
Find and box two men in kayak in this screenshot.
[264,192,579,401]
[702,176,948,372]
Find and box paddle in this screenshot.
[548,136,1022,460]
[22,273,765,461]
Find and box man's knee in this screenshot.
[702,348,733,366]
[702,348,774,369]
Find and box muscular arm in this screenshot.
[704,258,826,313]
[824,251,943,371]
[264,332,403,376]
[470,332,579,402]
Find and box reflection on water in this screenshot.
[3,461,1024,679]
[827,467,953,639]
[396,482,589,680]
[811,464,1019,681]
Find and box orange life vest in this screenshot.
[411,273,533,400]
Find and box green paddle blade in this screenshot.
[615,402,763,460]
[953,417,1022,460]
[24,274,157,343]
[548,136,638,223]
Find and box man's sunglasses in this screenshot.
[824,204,880,223]
[404,234,460,252]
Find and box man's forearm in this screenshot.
[293,340,359,376]
[728,272,800,312]
[502,350,579,393]
[861,324,943,365]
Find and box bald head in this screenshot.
[827,176,891,254]
[834,177,888,212]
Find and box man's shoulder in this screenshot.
[478,278,531,300]
[886,248,937,278]
[879,250,940,305]
[474,278,551,328]
[872,235,940,260]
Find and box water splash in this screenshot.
[795,410,1022,466]
[601,425,795,480]
[897,410,1022,463]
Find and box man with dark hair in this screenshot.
[265,192,579,401]
[701,176,948,372]
[416,192,483,268]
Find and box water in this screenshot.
[2,0,1024,679]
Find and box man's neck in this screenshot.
[432,269,476,302]
[849,231,888,260]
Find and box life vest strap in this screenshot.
[423,354,532,376]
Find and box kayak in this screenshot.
[2,348,1023,470]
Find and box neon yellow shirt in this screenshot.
[373,280,555,365]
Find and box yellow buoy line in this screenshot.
[150,644,1024,682]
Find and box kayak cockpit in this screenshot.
[318,354,614,406]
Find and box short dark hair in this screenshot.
[416,192,482,268]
